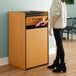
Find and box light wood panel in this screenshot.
[26,27,48,69]
[9,12,25,70]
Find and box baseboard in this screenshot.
[0,57,9,66]
[49,48,56,55]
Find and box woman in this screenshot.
[48,0,67,73]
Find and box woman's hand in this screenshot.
[49,28,52,36]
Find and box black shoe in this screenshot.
[48,60,59,69]
[53,63,66,73]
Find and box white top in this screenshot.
[50,0,67,29]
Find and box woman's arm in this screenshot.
[49,17,56,36]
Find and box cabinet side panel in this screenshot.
[9,13,14,65]
[9,12,25,70]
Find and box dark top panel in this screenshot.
[25,11,48,16]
